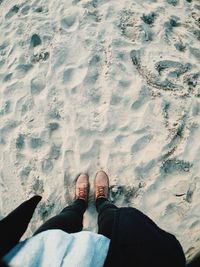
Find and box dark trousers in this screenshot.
[34,198,118,239]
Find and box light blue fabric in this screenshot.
[3,230,110,267]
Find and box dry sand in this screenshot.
[0,0,200,263]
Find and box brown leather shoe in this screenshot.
[75,173,89,201]
[94,171,109,200]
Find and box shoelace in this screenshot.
[78,187,87,199]
[97,186,106,198]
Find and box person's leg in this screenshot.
[94,170,118,239]
[0,196,42,258]
[34,173,89,235]
[96,197,118,239]
[34,199,86,235]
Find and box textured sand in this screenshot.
[0,0,200,262]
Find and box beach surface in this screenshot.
[0,0,200,262]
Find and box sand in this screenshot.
[0,0,200,263]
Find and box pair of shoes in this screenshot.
[75,171,109,202]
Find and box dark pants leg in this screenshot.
[96,198,118,239]
[34,199,86,235]
[0,196,41,258]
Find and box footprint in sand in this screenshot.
[63,150,76,185]
[189,47,200,61]
[21,5,30,16]
[0,120,19,144]
[42,159,53,174]
[0,42,9,66]
[30,34,42,48]
[48,122,60,134]
[33,6,48,14]
[135,159,156,179]
[61,11,79,32]
[19,166,31,185]
[79,54,102,103]
[131,86,150,110]
[48,144,61,160]
[84,55,101,86]
[131,134,153,154]
[0,100,12,116]
[41,144,61,174]
[31,178,44,195]
[5,5,20,19]
[52,45,68,69]
[31,76,46,95]
[166,0,179,6]
[79,140,102,174]
[63,65,87,89]
[15,64,33,78]
[16,134,25,150]
[15,95,34,116]
[3,73,13,82]
[29,137,43,149]
[110,94,122,105]
[20,166,31,178]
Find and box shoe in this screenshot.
[94,171,109,200]
[75,173,89,201]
